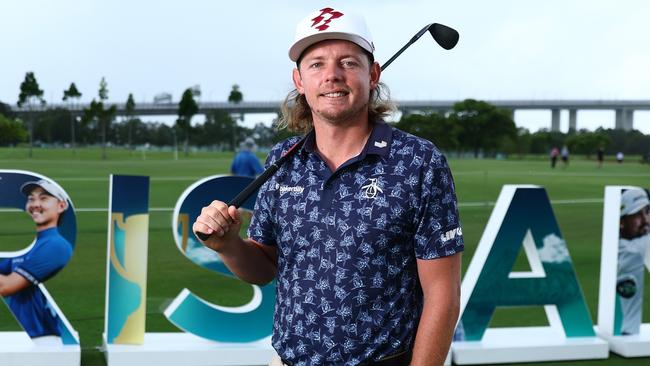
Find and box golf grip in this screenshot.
[194,137,306,241]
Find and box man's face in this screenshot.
[620,205,650,240]
[293,39,380,126]
[25,187,65,229]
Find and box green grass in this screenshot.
[1,147,650,365]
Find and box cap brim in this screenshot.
[624,201,650,216]
[289,32,374,62]
[20,182,41,196]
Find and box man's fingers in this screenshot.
[228,205,241,224]
[194,201,235,238]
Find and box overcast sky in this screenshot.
[2,0,650,133]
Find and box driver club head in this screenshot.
[428,23,459,50]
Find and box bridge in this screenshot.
[12,99,650,131]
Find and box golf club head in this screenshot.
[429,23,459,50]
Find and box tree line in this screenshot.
[2,72,650,159]
[395,99,650,158]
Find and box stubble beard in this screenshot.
[314,100,369,127]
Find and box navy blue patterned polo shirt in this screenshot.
[248,121,464,366]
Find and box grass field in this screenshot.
[1,146,650,366]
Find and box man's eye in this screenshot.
[309,62,322,69]
[342,60,358,68]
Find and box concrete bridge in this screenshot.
[13,99,650,131]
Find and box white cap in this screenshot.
[21,179,69,208]
[289,7,375,62]
[620,188,650,217]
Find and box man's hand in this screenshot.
[192,200,243,252]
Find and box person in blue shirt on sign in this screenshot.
[231,137,264,177]
[193,7,463,366]
[0,179,73,338]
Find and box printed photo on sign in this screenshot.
[0,171,78,344]
[615,187,650,336]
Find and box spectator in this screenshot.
[230,137,264,177]
[561,145,570,167]
[597,147,605,168]
[550,146,559,168]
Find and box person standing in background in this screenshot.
[231,137,264,177]
[550,146,559,168]
[561,145,569,167]
[597,147,605,168]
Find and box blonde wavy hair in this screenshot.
[277,82,396,134]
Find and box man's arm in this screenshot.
[0,272,31,296]
[410,252,462,366]
[193,201,277,285]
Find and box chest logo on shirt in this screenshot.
[277,184,305,195]
[361,178,383,199]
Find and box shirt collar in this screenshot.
[302,120,393,158]
[37,226,58,239]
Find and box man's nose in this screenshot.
[323,63,343,82]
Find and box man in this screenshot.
[231,137,264,177]
[193,7,463,365]
[596,147,604,168]
[0,179,73,338]
[616,188,650,335]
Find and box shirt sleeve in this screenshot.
[0,258,11,275]
[15,239,72,284]
[414,151,464,259]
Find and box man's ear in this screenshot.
[57,199,68,214]
[369,61,381,90]
[292,68,304,94]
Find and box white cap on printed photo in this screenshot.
[289,7,374,62]
[620,188,650,217]
[20,179,69,207]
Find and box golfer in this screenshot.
[617,188,650,335]
[0,179,73,338]
[194,7,463,365]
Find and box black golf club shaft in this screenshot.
[195,22,458,241]
[381,23,458,71]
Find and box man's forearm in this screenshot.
[410,297,459,366]
[216,238,277,285]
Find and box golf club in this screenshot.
[195,22,459,241]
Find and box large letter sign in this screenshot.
[104,175,150,345]
[103,175,275,366]
[0,170,80,366]
[596,186,650,357]
[452,185,608,364]
[165,175,275,342]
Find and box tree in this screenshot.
[80,78,115,158]
[17,71,45,157]
[228,84,243,104]
[394,112,461,151]
[0,100,14,118]
[125,93,136,149]
[63,82,82,153]
[199,110,238,150]
[227,84,244,147]
[566,130,610,158]
[0,114,28,146]
[97,77,116,159]
[177,88,199,156]
[36,108,72,144]
[449,99,517,157]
